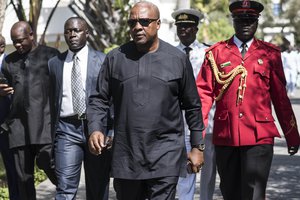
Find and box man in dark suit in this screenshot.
[48,17,111,200]
[0,21,58,200]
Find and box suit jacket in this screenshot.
[48,47,106,135]
[197,36,300,147]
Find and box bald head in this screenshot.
[10,21,35,54]
[64,17,89,30]
[11,21,33,37]
[131,1,160,19]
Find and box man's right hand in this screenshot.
[88,131,106,155]
[0,84,14,96]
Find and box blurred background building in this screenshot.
[0,0,299,52]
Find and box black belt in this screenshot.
[61,113,86,121]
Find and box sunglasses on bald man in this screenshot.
[127,18,159,28]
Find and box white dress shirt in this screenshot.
[177,40,207,78]
[0,53,5,69]
[60,45,88,117]
[233,35,253,53]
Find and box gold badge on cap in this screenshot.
[258,59,263,65]
[242,0,250,8]
[178,14,189,20]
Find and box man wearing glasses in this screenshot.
[87,1,205,199]
[0,21,59,200]
[197,0,300,199]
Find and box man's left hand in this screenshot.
[187,148,204,173]
[288,145,299,156]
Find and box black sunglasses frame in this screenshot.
[127,18,159,28]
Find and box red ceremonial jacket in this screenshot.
[196,36,300,147]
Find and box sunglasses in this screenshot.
[127,18,158,28]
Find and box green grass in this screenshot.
[0,156,9,199]
[0,156,6,182]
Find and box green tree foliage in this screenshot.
[193,0,229,13]
[0,187,9,199]
[283,0,300,44]
[192,0,233,44]
[199,13,234,44]
[69,0,131,51]
[0,156,46,199]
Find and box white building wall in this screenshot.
[2,0,183,50]
[2,0,74,51]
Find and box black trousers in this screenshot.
[12,143,57,200]
[215,144,273,200]
[113,176,178,200]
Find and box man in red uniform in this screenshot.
[196,0,300,199]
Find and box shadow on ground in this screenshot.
[266,140,300,200]
[290,98,300,105]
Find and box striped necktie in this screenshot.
[71,54,86,116]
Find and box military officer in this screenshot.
[196,0,300,199]
[171,8,216,200]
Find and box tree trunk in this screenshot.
[0,0,7,34]
[29,0,42,42]
[10,0,27,21]
[39,0,61,45]
[69,0,131,50]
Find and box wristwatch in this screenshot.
[192,143,205,151]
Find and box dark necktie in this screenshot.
[241,43,247,58]
[71,54,86,116]
[184,46,192,57]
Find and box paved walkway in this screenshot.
[36,89,300,200]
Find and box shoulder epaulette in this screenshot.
[260,40,280,52]
[202,42,212,47]
[205,40,226,52]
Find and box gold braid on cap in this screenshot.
[208,51,248,104]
